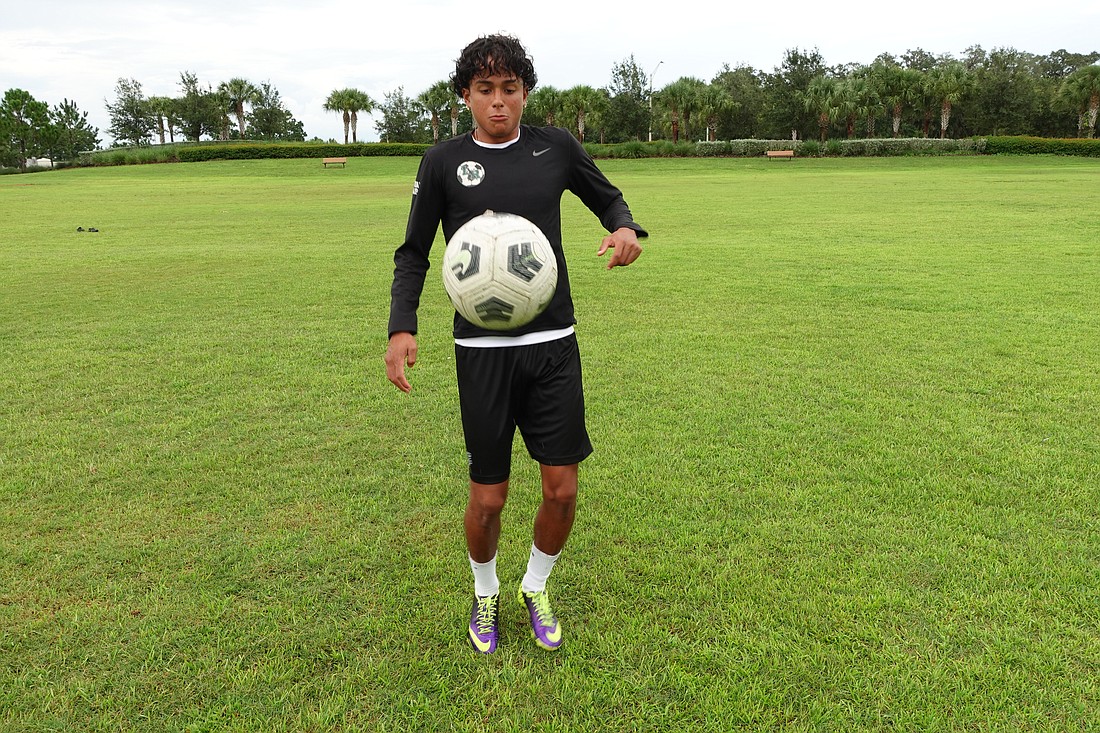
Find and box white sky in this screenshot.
[3,0,1097,145]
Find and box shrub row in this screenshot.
[803,137,986,157]
[81,147,173,166]
[584,140,704,159]
[82,142,431,166]
[174,142,430,162]
[583,137,990,159]
[983,136,1100,156]
[592,136,1096,158]
[579,136,984,157]
[77,135,1098,167]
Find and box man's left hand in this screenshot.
[596,227,643,269]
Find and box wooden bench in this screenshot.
[322,157,347,168]
[765,150,795,160]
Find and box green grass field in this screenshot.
[2,155,1099,731]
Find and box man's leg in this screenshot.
[465,479,509,564]
[532,463,578,556]
[465,479,508,654]
[519,463,577,651]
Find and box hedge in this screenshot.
[76,135,1100,168]
[585,137,986,159]
[82,141,430,166]
[174,142,430,162]
[983,136,1100,156]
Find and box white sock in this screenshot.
[521,543,560,594]
[469,554,499,597]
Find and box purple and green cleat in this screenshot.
[468,594,500,654]
[518,587,562,650]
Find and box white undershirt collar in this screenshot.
[472,128,521,149]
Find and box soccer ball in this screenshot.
[442,210,558,331]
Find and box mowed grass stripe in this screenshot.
[2,156,1098,730]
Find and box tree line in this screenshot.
[0,90,99,170]
[106,73,307,147]
[3,45,1098,171]
[345,47,1100,146]
[0,72,308,170]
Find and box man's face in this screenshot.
[462,70,527,144]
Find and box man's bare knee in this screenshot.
[539,464,578,505]
[468,481,508,517]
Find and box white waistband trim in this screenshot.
[454,326,575,349]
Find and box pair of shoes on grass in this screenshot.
[468,588,562,654]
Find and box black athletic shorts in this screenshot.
[455,332,593,484]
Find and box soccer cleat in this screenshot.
[468,593,500,654]
[518,587,562,650]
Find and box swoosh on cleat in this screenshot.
[469,628,493,653]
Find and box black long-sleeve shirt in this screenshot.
[388,125,647,340]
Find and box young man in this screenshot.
[385,34,646,653]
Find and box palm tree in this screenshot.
[446,90,462,137]
[346,90,376,143]
[658,78,701,143]
[847,72,882,138]
[526,85,563,127]
[1059,65,1100,138]
[879,64,922,138]
[209,87,232,140]
[561,85,606,142]
[802,75,840,143]
[418,81,457,144]
[926,62,971,138]
[833,79,860,138]
[324,89,351,143]
[679,78,708,141]
[146,95,176,144]
[697,86,733,142]
[218,78,258,138]
[324,88,376,144]
[914,70,939,138]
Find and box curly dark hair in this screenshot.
[450,34,538,97]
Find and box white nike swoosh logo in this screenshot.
[533,148,551,157]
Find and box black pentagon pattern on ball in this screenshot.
[474,296,516,323]
[506,242,544,283]
[451,241,481,281]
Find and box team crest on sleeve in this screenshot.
[457,161,485,187]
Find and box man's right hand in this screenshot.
[385,332,418,393]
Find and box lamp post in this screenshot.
[648,60,663,143]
